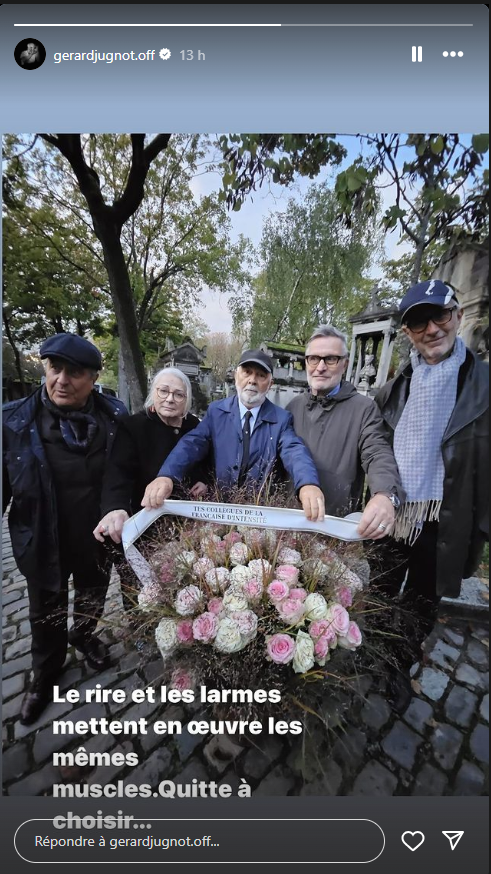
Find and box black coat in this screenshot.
[2,387,127,591]
[376,349,489,597]
[100,409,209,516]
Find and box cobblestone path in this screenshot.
[2,519,489,797]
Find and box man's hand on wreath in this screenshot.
[357,494,395,540]
[141,476,174,509]
[93,509,129,544]
[299,485,325,522]
[189,481,208,499]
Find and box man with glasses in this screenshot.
[375,279,489,711]
[287,324,402,537]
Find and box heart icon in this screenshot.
[401,831,425,852]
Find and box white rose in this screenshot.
[303,558,329,580]
[229,542,249,566]
[230,565,254,586]
[205,566,231,593]
[155,619,178,657]
[201,534,222,550]
[214,617,245,653]
[193,557,215,577]
[248,558,272,580]
[176,550,196,568]
[230,609,258,642]
[304,592,329,621]
[175,584,203,616]
[222,589,249,612]
[277,547,302,567]
[292,630,315,674]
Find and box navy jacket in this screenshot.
[159,395,320,493]
[3,387,127,590]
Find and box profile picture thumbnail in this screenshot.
[14,38,46,70]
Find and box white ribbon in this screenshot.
[122,500,362,586]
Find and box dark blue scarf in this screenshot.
[41,385,98,452]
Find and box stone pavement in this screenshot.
[2,517,489,797]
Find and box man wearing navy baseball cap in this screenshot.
[141,348,325,521]
[375,280,489,713]
[3,333,127,724]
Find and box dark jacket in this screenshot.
[100,409,209,516]
[159,395,320,493]
[375,349,489,597]
[287,382,403,516]
[2,387,127,591]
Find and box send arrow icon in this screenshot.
[442,831,464,851]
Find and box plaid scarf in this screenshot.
[393,337,466,544]
[41,385,98,452]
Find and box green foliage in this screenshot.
[219,133,489,285]
[2,134,253,391]
[240,183,381,345]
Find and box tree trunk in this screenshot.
[117,342,131,411]
[98,230,147,411]
[2,310,26,395]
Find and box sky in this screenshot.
[189,133,486,335]
[190,135,414,334]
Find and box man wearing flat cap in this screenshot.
[142,349,325,520]
[3,333,127,725]
[375,280,489,711]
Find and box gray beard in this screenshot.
[237,388,268,408]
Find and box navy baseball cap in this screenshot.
[237,349,273,374]
[39,333,102,370]
[400,280,459,321]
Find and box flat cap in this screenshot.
[237,348,273,374]
[39,333,102,370]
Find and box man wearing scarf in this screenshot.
[376,280,489,712]
[3,333,127,725]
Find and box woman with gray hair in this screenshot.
[94,367,208,547]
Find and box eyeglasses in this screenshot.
[155,386,187,402]
[305,355,347,367]
[404,307,457,334]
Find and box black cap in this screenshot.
[39,333,102,370]
[237,349,273,374]
[399,280,459,321]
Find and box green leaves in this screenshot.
[472,134,489,154]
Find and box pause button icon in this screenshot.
[412,46,423,62]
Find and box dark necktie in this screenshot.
[238,410,253,486]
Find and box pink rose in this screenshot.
[337,586,353,608]
[170,667,195,693]
[223,531,242,545]
[243,578,263,602]
[314,636,330,660]
[290,588,307,602]
[275,565,300,586]
[267,579,290,603]
[192,611,219,643]
[326,603,350,636]
[207,597,224,615]
[176,619,194,644]
[337,621,363,651]
[309,619,330,640]
[267,633,296,664]
[277,598,305,625]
